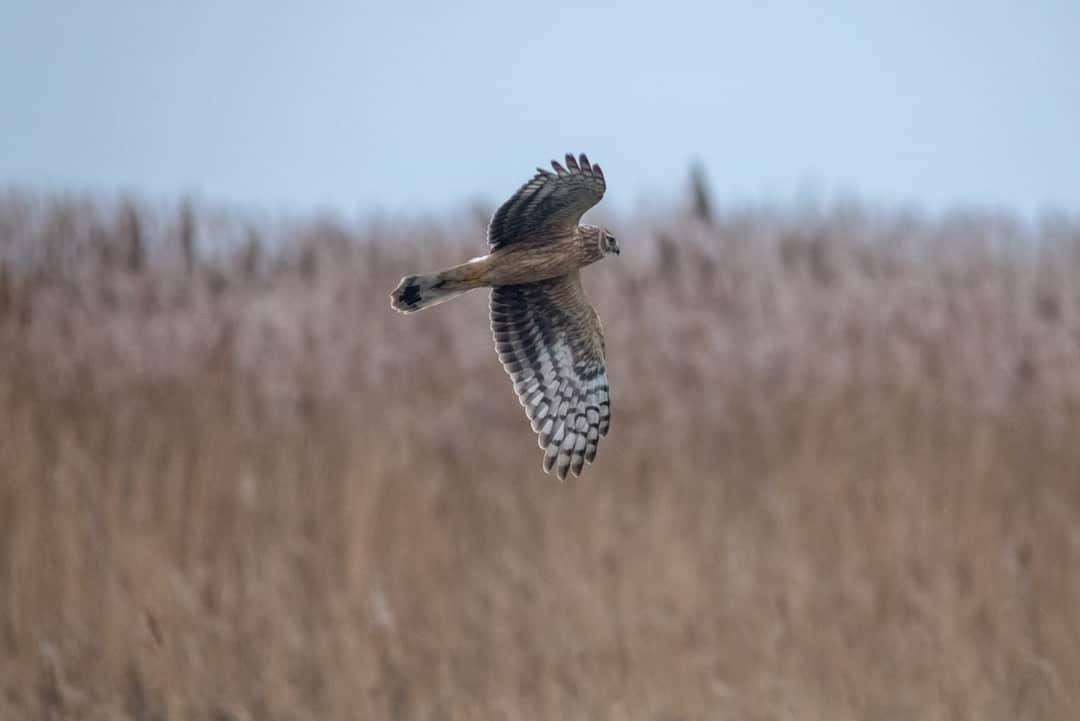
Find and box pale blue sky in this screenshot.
[1,0,1077,215]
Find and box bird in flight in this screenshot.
[391,153,618,479]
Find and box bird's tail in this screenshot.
[390,270,476,313]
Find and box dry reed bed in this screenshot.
[1,192,1079,720]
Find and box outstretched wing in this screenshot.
[487,153,606,250]
[490,273,611,479]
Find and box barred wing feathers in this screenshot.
[487,153,606,250]
[490,274,611,479]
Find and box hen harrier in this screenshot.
[390,153,618,479]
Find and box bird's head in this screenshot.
[599,228,620,256]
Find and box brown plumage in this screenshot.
[390,153,619,479]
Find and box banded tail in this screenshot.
[390,270,476,313]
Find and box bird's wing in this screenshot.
[490,273,610,479]
[487,153,606,250]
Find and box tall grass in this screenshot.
[1,191,1079,720]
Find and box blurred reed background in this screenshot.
[1,182,1079,720]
